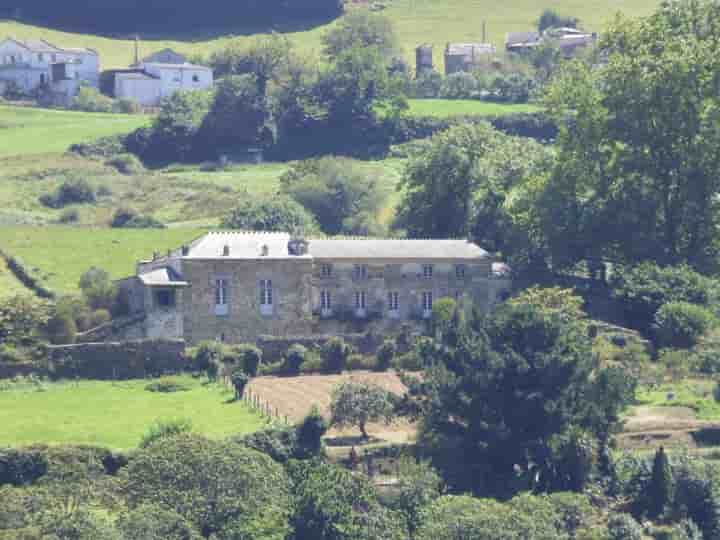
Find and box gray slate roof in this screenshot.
[445,43,496,57]
[505,31,541,46]
[183,232,489,260]
[139,266,188,287]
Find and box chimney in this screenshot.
[222,244,230,257]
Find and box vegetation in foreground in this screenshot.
[0,375,265,449]
[405,99,540,118]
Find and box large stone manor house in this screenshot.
[118,232,511,343]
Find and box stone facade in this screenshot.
[117,232,512,345]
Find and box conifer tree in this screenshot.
[649,446,673,518]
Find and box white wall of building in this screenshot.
[142,63,213,98]
[114,75,162,106]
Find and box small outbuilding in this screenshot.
[444,42,496,75]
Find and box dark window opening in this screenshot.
[155,289,176,308]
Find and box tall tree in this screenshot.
[544,0,720,271]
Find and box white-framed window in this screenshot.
[422,291,433,317]
[388,291,399,312]
[260,279,273,305]
[355,291,367,309]
[353,264,368,281]
[422,264,434,279]
[215,278,229,316]
[455,264,466,279]
[321,290,332,310]
[321,264,333,278]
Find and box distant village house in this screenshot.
[505,27,597,54]
[443,42,496,75]
[0,37,99,102]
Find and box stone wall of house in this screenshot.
[182,258,314,344]
[256,332,385,363]
[45,339,186,380]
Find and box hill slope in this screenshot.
[0,0,658,69]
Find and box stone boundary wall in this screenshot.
[257,332,385,363]
[44,339,186,380]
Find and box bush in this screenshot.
[230,368,250,400]
[296,405,328,458]
[110,207,165,228]
[105,153,144,175]
[45,310,77,345]
[0,448,48,486]
[321,337,352,373]
[347,353,375,370]
[654,302,716,349]
[607,513,642,540]
[71,86,114,112]
[112,98,141,114]
[89,308,111,328]
[610,263,715,335]
[57,208,79,224]
[299,355,324,373]
[238,427,299,463]
[220,196,318,233]
[392,352,423,371]
[144,377,191,393]
[439,72,479,99]
[79,267,117,311]
[285,344,308,375]
[126,434,292,539]
[139,418,193,448]
[376,339,396,371]
[39,178,96,209]
[116,503,202,540]
[236,344,262,376]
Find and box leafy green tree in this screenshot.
[654,302,717,349]
[220,196,318,233]
[543,0,720,272]
[322,11,401,61]
[230,368,250,400]
[0,296,50,346]
[78,267,116,312]
[607,513,642,540]
[406,301,633,496]
[375,339,396,372]
[126,434,292,539]
[329,381,395,439]
[116,504,202,540]
[285,344,309,374]
[390,458,443,534]
[320,337,352,374]
[537,9,579,32]
[289,460,407,540]
[649,446,673,518]
[296,405,328,458]
[39,509,120,540]
[281,157,386,235]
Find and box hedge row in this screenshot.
[0,250,54,299]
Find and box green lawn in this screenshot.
[0,0,658,70]
[406,99,541,118]
[0,256,31,298]
[0,376,266,449]
[0,105,150,158]
[0,226,204,293]
[636,380,720,421]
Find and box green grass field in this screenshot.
[406,99,541,118]
[0,227,204,293]
[0,105,150,158]
[0,256,30,299]
[0,376,266,449]
[0,0,658,70]
[636,380,720,421]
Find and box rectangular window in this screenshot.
[353,264,368,281]
[388,291,399,311]
[215,279,228,305]
[260,279,273,305]
[155,289,175,308]
[355,291,367,309]
[321,264,333,278]
[455,264,467,279]
[321,290,332,310]
[422,291,433,312]
[422,264,434,279]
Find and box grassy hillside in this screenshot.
[0,376,265,449]
[0,0,658,69]
[406,99,540,117]
[0,105,150,158]
[0,227,205,293]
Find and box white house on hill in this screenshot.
[0,37,99,99]
[108,48,213,106]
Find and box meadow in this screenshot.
[0,375,266,449]
[0,105,150,158]
[0,0,659,70]
[406,98,541,118]
[0,226,204,293]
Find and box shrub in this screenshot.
[0,344,29,364]
[145,377,191,393]
[89,308,111,328]
[296,405,328,459]
[547,492,593,536]
[607,513,642,540]
[105,153,144,175]
[330,381,396,439]
[654,302,716,349]
[347,353,375,370]
[0,448,48,486]
[392,352,423,371]
[439,71,479,99]
[71,86,114,112]
[69,134,127,158]
[139,418,193,448]
[57,208,79,224]
[230,368,250,400]
[238,427,299,463]
[112,98,141,114]
[79,267,117,311]
[299,355,324,373]
[285,344,308,375]
[236,344,262,376]
[321,337,352,374]
[220,196,318,233]
[610,263,715,334]
[110,207,165,228]
[39,178,96,209]
[126,434,292,539]
[376,339,396,372]
[45,310,77,345]
[116,503,202,540]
